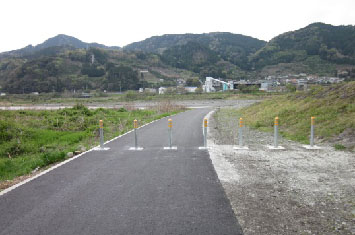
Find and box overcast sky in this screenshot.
[1,0,354,52]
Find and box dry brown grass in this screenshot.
[148,100,186,114]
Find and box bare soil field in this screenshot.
[207,106,355,235]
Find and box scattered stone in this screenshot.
[80,146,87,152]
[67,152,74,158]
[209,105,355,235]
[31,167,40,173]
[74,151,81,155]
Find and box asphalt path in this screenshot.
[0,108,243,235]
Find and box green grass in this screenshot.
[0,104,183,181]
[235,82,355,149]
[334,144,346,150]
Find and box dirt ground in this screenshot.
[207,106,355,235]
[0,100,257,110]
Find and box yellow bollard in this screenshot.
[239,118,243,146]
[310,117,315,146]
[99,120,104,148]
[203,118,208,147]
[311,116,315,125]
[274,117,279,147]
[134,119,138,148]
[168,119,172,147]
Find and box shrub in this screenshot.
[334,144,346,150]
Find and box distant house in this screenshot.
[185,87,198,93]
[259,82,271,91]
[144,88,157,93]
[158,87,166,94]
[80,93,92,98]
[176,78,185,86]
[297,79,308,90]
[31,92,39,95]
[0,93,6,96]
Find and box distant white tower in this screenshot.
[91,54,95,64]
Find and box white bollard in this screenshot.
[94,120,110,150]
[134,119,138,149]
[129,119,143,150]
[274,116,279,148]
[267,116,284,150]
[204,118,207,147]
[303,116,321,149]
[234,117,249,150]
[310,116,315,147]
[239,117,243,147]
[99,120,104,148]
[163,118,177,150]
[168,119,172,148]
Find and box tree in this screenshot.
[186,78,200,87]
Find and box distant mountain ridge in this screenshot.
[0,34,120,58]
[251,22,355,69]
[125,32,266,71]
[1,22,355,94]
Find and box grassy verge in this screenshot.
[0,102,185,181]
[235,82,355,150]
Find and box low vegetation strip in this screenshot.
[0,90,276,105]
[0,102,184,182]
[237,82,355,150]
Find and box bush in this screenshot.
[117,107,127,112]
[124,91,139,100]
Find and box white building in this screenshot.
[158,87,167,94]
[144,88,157,93]
[185,87,198,93]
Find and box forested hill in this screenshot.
[251,23,355,69]
[124,32,266,54]
[0,34,120,58]
[0,47,197,94]
[125,32,266,70]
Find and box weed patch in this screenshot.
[0,104,184,181]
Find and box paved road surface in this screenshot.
[0,108,242,235]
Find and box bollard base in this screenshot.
[198,146,211,150]
[267,145,285,150]
[129,147,144,151]
[233,146,249,150]
[163,146,178,150]
[302,145,321,150]
[94,147,110,151]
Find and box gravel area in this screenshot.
[207,105,355,235]
[0,100,258,110]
